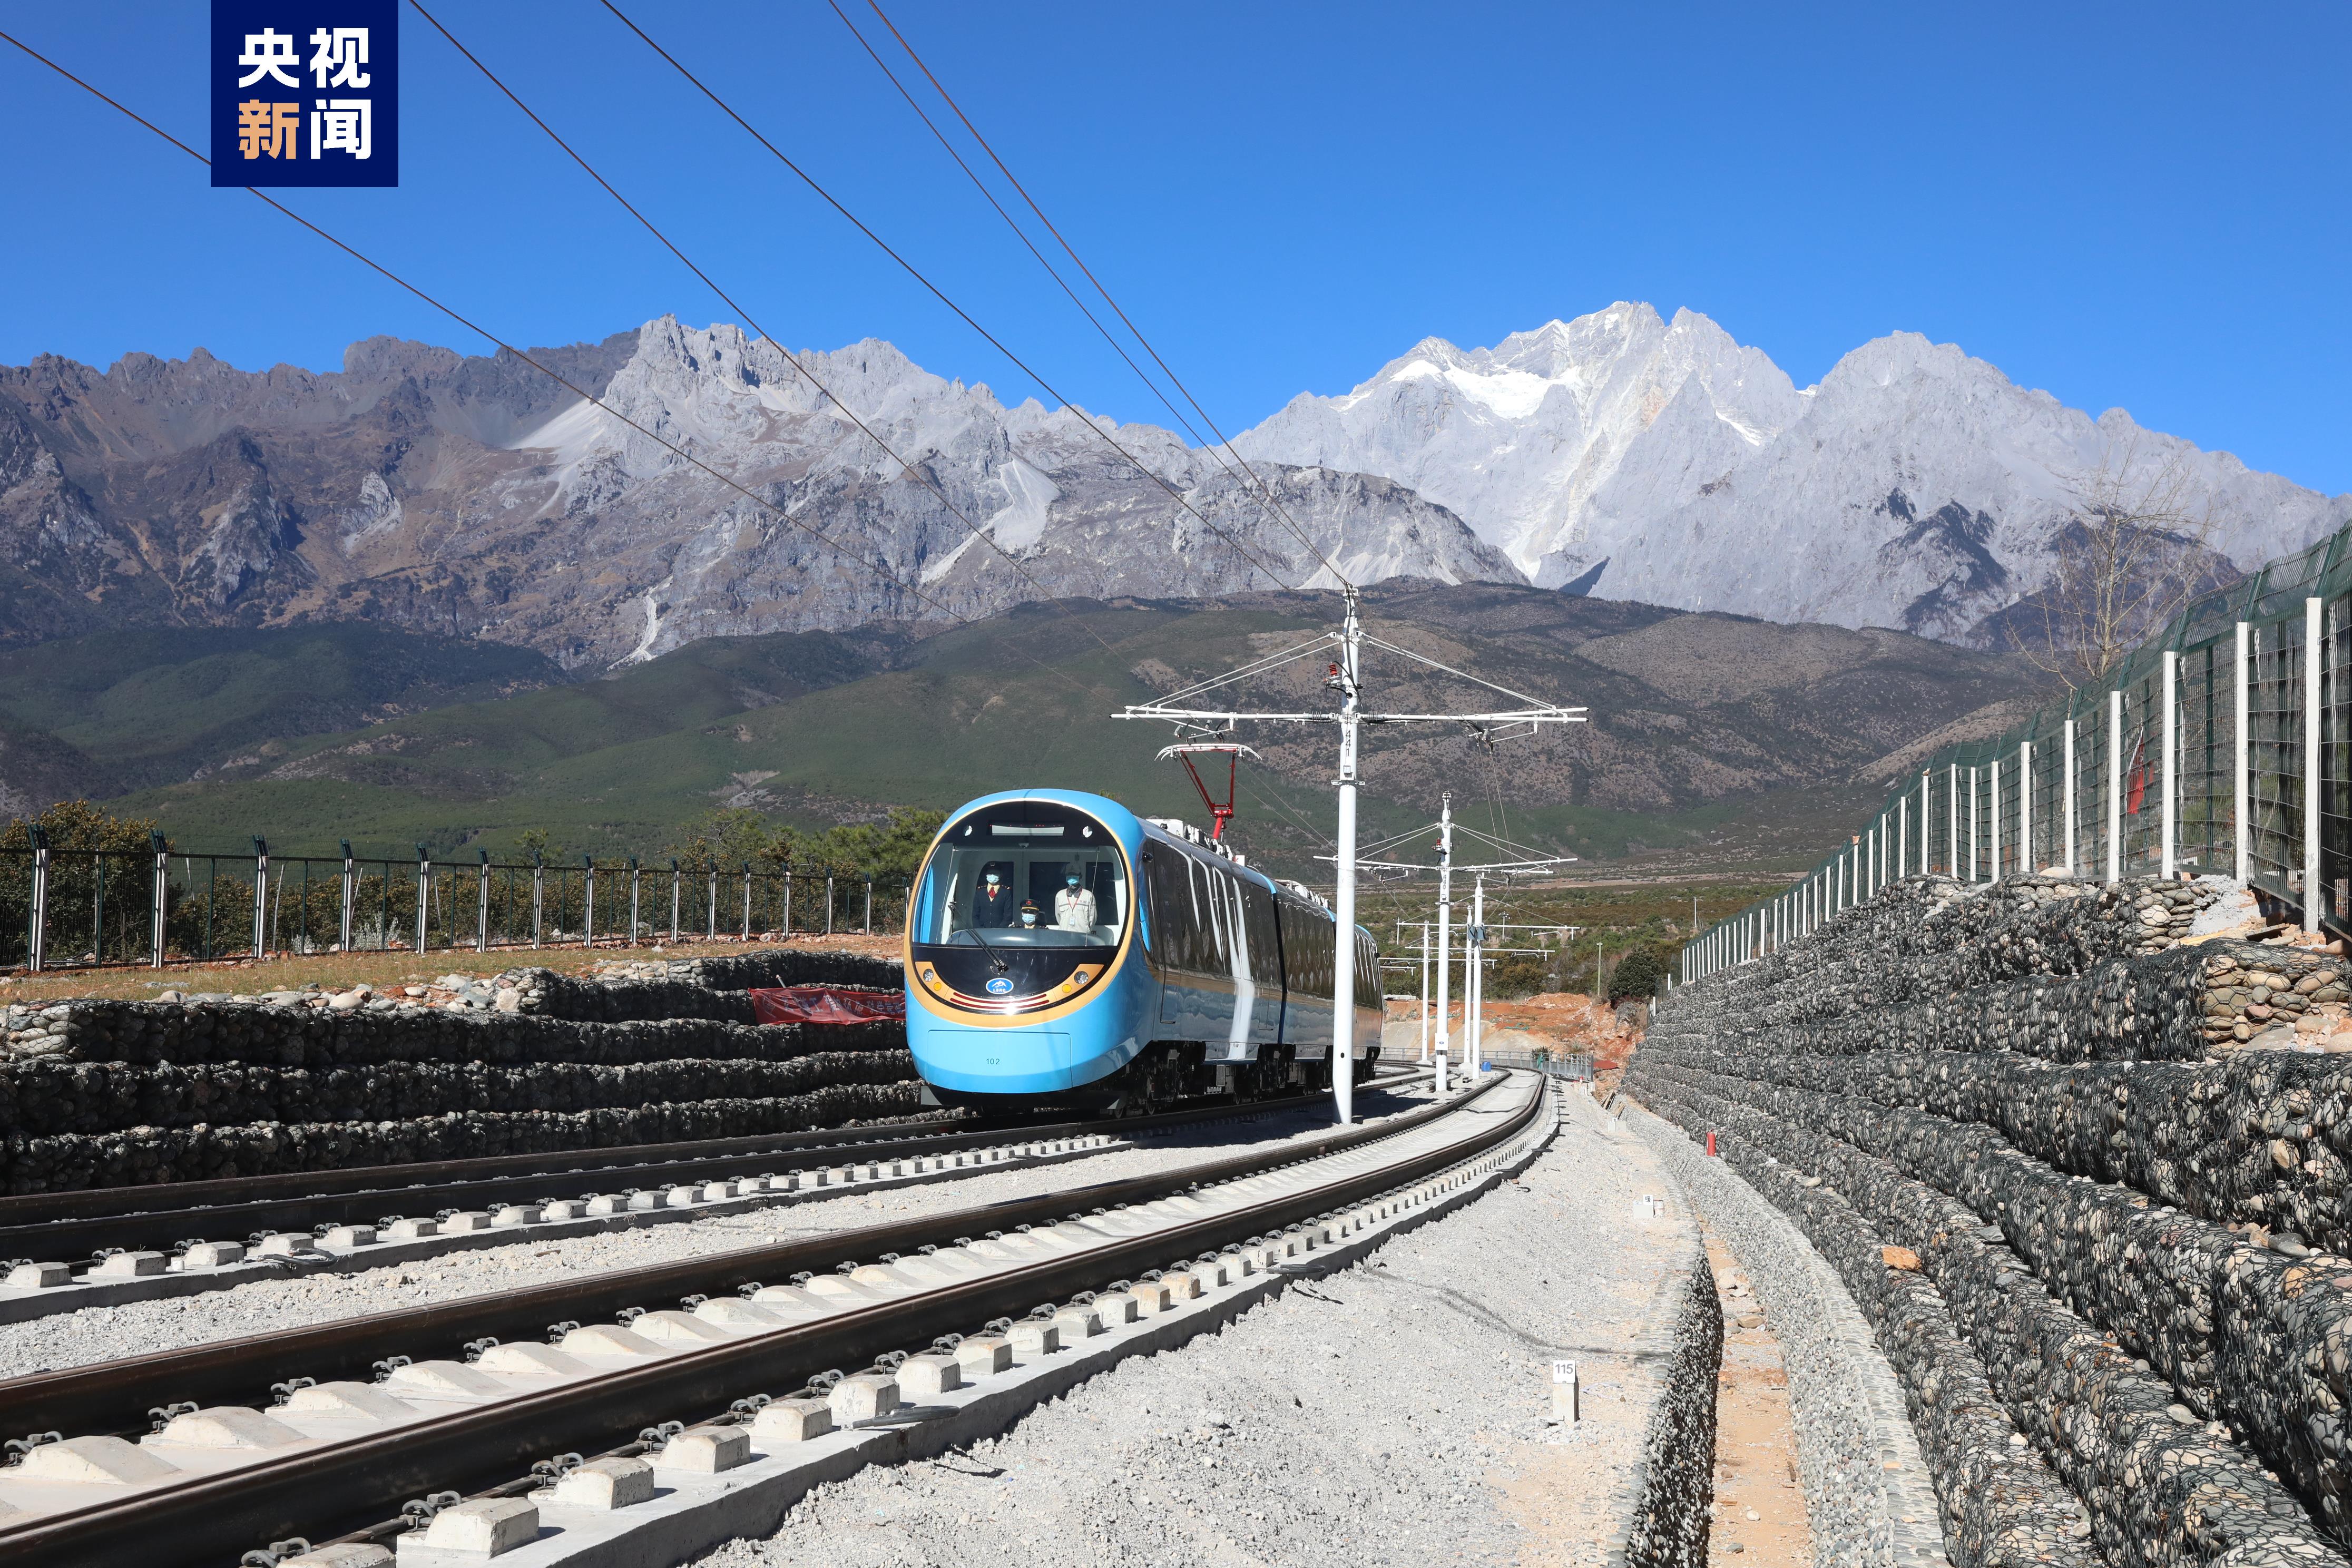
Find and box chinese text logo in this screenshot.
[211,4,398,187]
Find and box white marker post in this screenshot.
[1552,1359,1580,1424]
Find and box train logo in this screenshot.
[984,976,1015,995]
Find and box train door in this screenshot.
[1145,845,1192,1024]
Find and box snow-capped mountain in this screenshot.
[0,319,1515,667]
[5,304,2340,665]
[1235,302,2352,639]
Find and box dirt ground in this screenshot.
[0,931,903,1004]
[1386,991,1645,1071]
[1702,1229,1814,1565]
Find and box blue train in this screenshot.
[903,788,1384,1113]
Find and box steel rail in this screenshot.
[0,1072,1542,1568]
[0,1072,1421,1263]
[0,1069,1456,1442]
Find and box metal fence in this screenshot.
[0,835,913,973]
[1482,1049,1598,1081]
[1681,521,2352,982]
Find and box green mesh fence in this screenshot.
[1682,520,2352,980]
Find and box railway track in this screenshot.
[0,1070,1426,1317]
[0,1069,1541,1568]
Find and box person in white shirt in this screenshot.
[1054,871,1099,933]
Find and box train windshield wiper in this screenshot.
[951,899,1008,973]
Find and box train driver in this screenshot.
[1018,900,1042,928]
[1054,870,1099,933]
[972,867,1018,927]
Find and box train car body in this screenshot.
[903,788,1382,1111]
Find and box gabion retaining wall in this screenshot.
[0,949,917,1194]
[1635,874,2352,1565]
[1630,1106,1948,1568]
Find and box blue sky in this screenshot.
[4,2,2348,490]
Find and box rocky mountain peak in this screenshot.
[0,318,1517,668]
[1238,303,2351,636]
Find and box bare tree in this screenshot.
[2010,435,2229,691]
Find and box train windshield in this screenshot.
[915,802,1128,950]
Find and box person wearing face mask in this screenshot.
[1054,870,1099,933]
[1017,900,1042,930]
[972,867,1017,928]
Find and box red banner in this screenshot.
[747,986,907,1025]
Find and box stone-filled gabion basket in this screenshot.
[0,949,919,1194]
[1633,874,2352,1567]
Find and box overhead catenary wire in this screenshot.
[404,0,1127,669]
[1149,632,1339,707]
[1233,770,1336,851]
[821,0,1214,458]
[598,1,1307,594]
[838,0,1350,590]
[0,27,1098,702]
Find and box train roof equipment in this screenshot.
[1154,741,1262,845]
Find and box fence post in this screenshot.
[1919,770,1930,876]
[584,856,597,949]
[1991,759,2003,881]
[707,863,718,941]
[336,841,352,951]
[532,851,544,948]
[669,859,680,944]
[2307,597,2323,932]
[2107,688,2123,884]
[2236,620,2251,883]
[782,865,793,935]
[26,825,46,973]
[414,845,430,953]
[148,830,169,968]
[741,862,752,941]
[476,850,490,953]
[2064,719,2078,875]
[2020,740,2032,876]
[826,873,836,936]
[1969,767,1981,881]
[1947,763,1958,877]
[629,858,641,946]
[251,837,270,958]
[2161,650,2179,878]
[864,875,874,935]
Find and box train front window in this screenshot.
[916,804,1128,950]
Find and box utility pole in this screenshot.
[1434,792,1454,1092]
[1118,585,1585,1124]
[1417,920,1432,1065]
[1467,873,1487,1077]
[1330,589,1364,1125]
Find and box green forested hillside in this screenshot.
[32,585,2043,882]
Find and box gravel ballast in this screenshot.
[680,1085,1714,1568]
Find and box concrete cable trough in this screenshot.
[0,1071,1533,1568]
